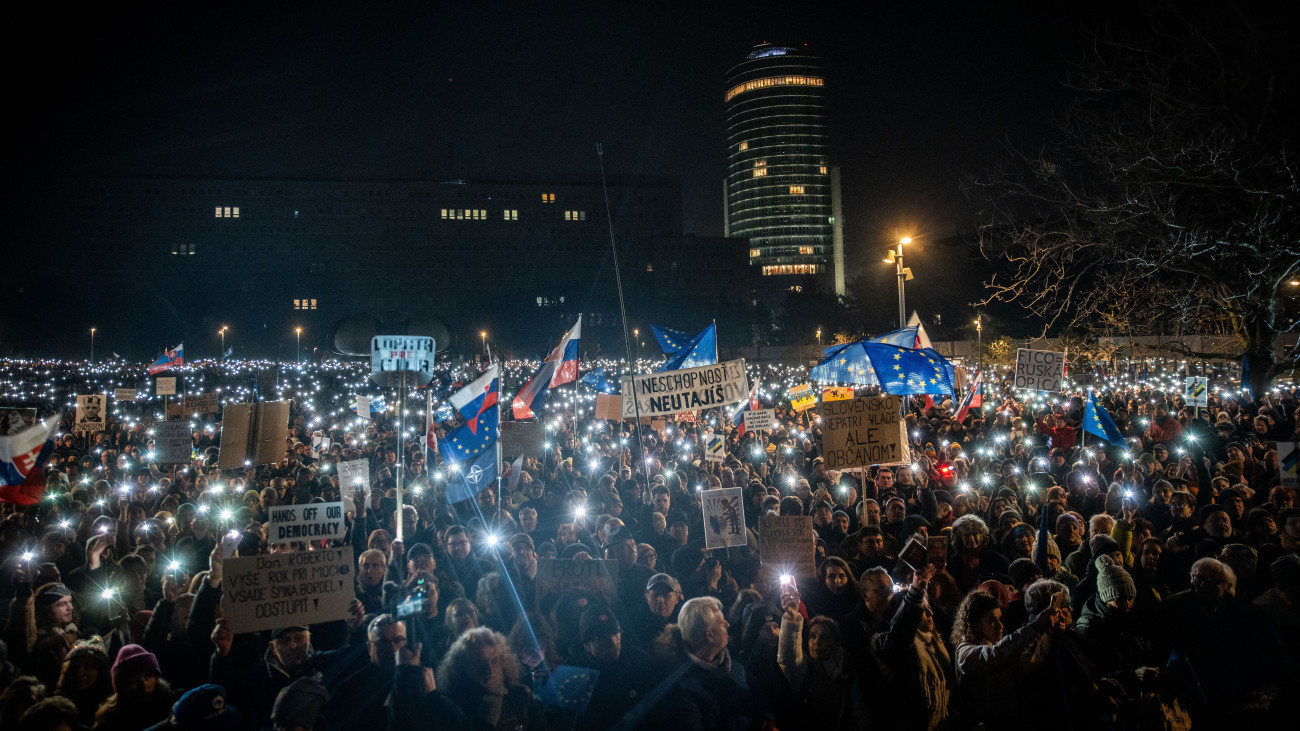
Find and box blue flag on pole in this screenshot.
[863,344,956,396]
[651,325,692,355]
[580,367,619,394]
[810,342,880,386]
[868,326,921,348]
[537,664,600,715]
[657,323,717,371]
[442,442,499,504]
[1083,392,1126,444]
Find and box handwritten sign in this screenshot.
[535,558,618,613]
[758,515,816,579]
[371,335,435,388]
[820,395,909,468]
[156,377,177,396]
[166,392,220,418]
[114,388,137,402]
[620,359,749,418]
[152,421,193,464]
[1015,349,1065,392]
[744,409,776,432]
[221,548,356,634]
[268,502,346,544]
[702,487,747,549]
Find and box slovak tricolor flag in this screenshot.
[954,371,984,423]
[449,365,500,437]
[512,316,582,420]
[731,379,761,434]
[148,343,184,375]
[0,413,60,505]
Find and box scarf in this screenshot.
[913,630,949,727]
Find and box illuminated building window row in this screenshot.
[293,298,317,310]
[564,210,587,221]
[762,264,823,276]
[214,206,239,218]
[503,209,518,220]
[749,248,761,258]
[542,193,556,203]
[441,209,488,220]
[789,185,805,195]
[725,75,824,102]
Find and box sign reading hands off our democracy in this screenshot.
[620,359,749,418]
[221,548,356,634]
[268,502,346,544]
[820,395,909,469]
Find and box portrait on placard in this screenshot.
[75,395,106,433]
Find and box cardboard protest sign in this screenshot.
[269,502,346,544]
[166,392,219,418]
[758,515,816,578]
[703,433,726,463]
[620,359,749,418]
[535,558,617,612]
[501,420,547,460]
[217,401,290,470]
[0,408,37,436]
[744,408,775,432]
[702,487,747,549]
[1279,442,1300,489]
[354,396,371,419]
[113,388,137,402]
[594,393,622,420]
[156,377,177,396]
[337,459,370,498]
[820,395,909,468]
[221,548,356,634]
[152,421,193,464]
[1014,349,1065,392]
[1184,377,1208,407]
[75,395,107,433]
[822,387,854,402]
[789,383,815,412]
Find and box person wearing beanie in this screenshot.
[144,684,242,731]
[55,640,113,727]
[1075,556,1159,687]
[94,644,173,731]
[569,605,656,731]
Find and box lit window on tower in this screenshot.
[799,246,814,255]
[789,185,805,195]
[214,206,240,218]
[819,166,828,174]
[739,141,749,151]
[503,209,518,220]
[749,248,760,258]
[542,193,555,203]
[564,210,586,221]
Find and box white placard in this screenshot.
[702,487,747,549]
[1279,442,1300,489]
[114,388,137,402]
[156,377,177,396]
[268,501,346,544]
[619,358,749,419]
[1014,349,1065,392]
[703,433,726,463]
[1184,377,1208,407]
[152,421,193,464]
[371,335,435,388]
[221,548,356,634]
[337,458,371,498]
[744,408,776,432]
[354,395,371,420]
[74,395,107,433]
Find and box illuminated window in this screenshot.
[819,166,828,174]
[725,75,824,102]
[799,246,814,255]
[503,209,518,220]
[789,185,805,195]
[171,244,195,255]
[564,210,586,221]
[753,168,768,178]
[646,263,654,272]
[762,264,823,276]
[739,141,749,151]
[293,298,318,310]
[441,209,449,219]
[541,193,555,203]
[214,206,240,218]
[749,248,760,258]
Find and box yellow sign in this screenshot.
[789,383,815,412]
[822,387,855,402]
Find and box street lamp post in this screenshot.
[480,330,487,357]
[974,315,983,375]
[816,328,822,349]
[89,328,95,364]
[633,329,640,371]
[884,237,913,328]
[219,326,228,359]
[295,327,302,363]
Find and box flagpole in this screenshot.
[424,388,432,468]
[598,143,651,490]
[395,370,406,543]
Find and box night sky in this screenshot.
[10,1,1111,278]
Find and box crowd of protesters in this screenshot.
[1,357,1297,730]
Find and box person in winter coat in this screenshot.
[776,605,870,731]
[870,565,953,731]
[436,627,549,731]
[946,515,1011,593]
[92,644,174,731]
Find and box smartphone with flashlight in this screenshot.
[221,530,241,559]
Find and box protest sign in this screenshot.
[310,433,331,456]
[1184,377,1208,407]
[789,383,815,412]
[703,433,725,463]
[0,408,37,437]
[269,502,346,544]
[221,548,356,634]
[166,392,220,418]
[152,421,193,464]
[1279,442,1300,489]
[371,335,436,388]
[501,420,547,460]
[822,387,854,402]
[758,515,816,578]
[820,395,909,469]
[217,401,290,470]
[354,396,371,419]
[702,487,747,549]
[113,388,137,402]
[156,377,177,396]
[337,459,371,498]
[1014,349,1065,392]
[75,395,106,433]
[744,408,775,432]
[674,411,697,423]
[594,393,622,420]
[620,359,749,418]
[535,558,617,612]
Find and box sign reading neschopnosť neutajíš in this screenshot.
[619,358,748,418]
[370,335,435,388]
[1014,349,1065,392]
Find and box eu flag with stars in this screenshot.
[537,665,600,715]
[657,323,717,371]
[1083,392,1126,444]
[810,342,880,386]
[651,325,691,355]
[868,326,921,348]
[863,344,956,396]
[440,365,500,462]
[580,367,619,394]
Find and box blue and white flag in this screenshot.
[443,442,499,504]
[657,323,717,372]
[651,325,692,355]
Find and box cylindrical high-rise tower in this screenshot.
[724,43,843,295]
